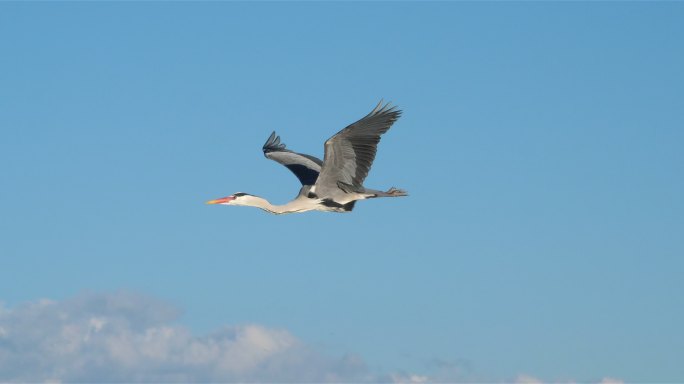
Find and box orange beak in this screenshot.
[206,196,234,205]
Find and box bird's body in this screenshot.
[207,101,407,214]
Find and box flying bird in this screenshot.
[206,101,407,214]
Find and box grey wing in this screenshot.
[262,131,323,186]
[314,101,401,194]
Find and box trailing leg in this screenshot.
[365,187,408,198]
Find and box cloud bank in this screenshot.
[0,292,371,382]
[0,292,626,383]
[515,374,625,384]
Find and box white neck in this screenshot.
[235,195,315,215]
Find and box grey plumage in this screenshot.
[313,101,402,198]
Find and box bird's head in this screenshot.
[206,192,252,206]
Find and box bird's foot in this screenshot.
[386,187,408,197]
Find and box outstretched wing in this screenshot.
[262,132,323,186]
[314,101,401,194]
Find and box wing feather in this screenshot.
[262,132,323,186]
[315,101,401,194]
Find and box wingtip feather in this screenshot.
[263,131,287,152]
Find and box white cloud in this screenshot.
[0,292,629,383]
[516,374,545,384]
[390,373,430,383]
[0,292,370,382]
[599,378,624,384]
[515,374,625,384]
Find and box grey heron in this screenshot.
[206,101,407,214]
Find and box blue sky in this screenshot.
[1,2,683,382]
